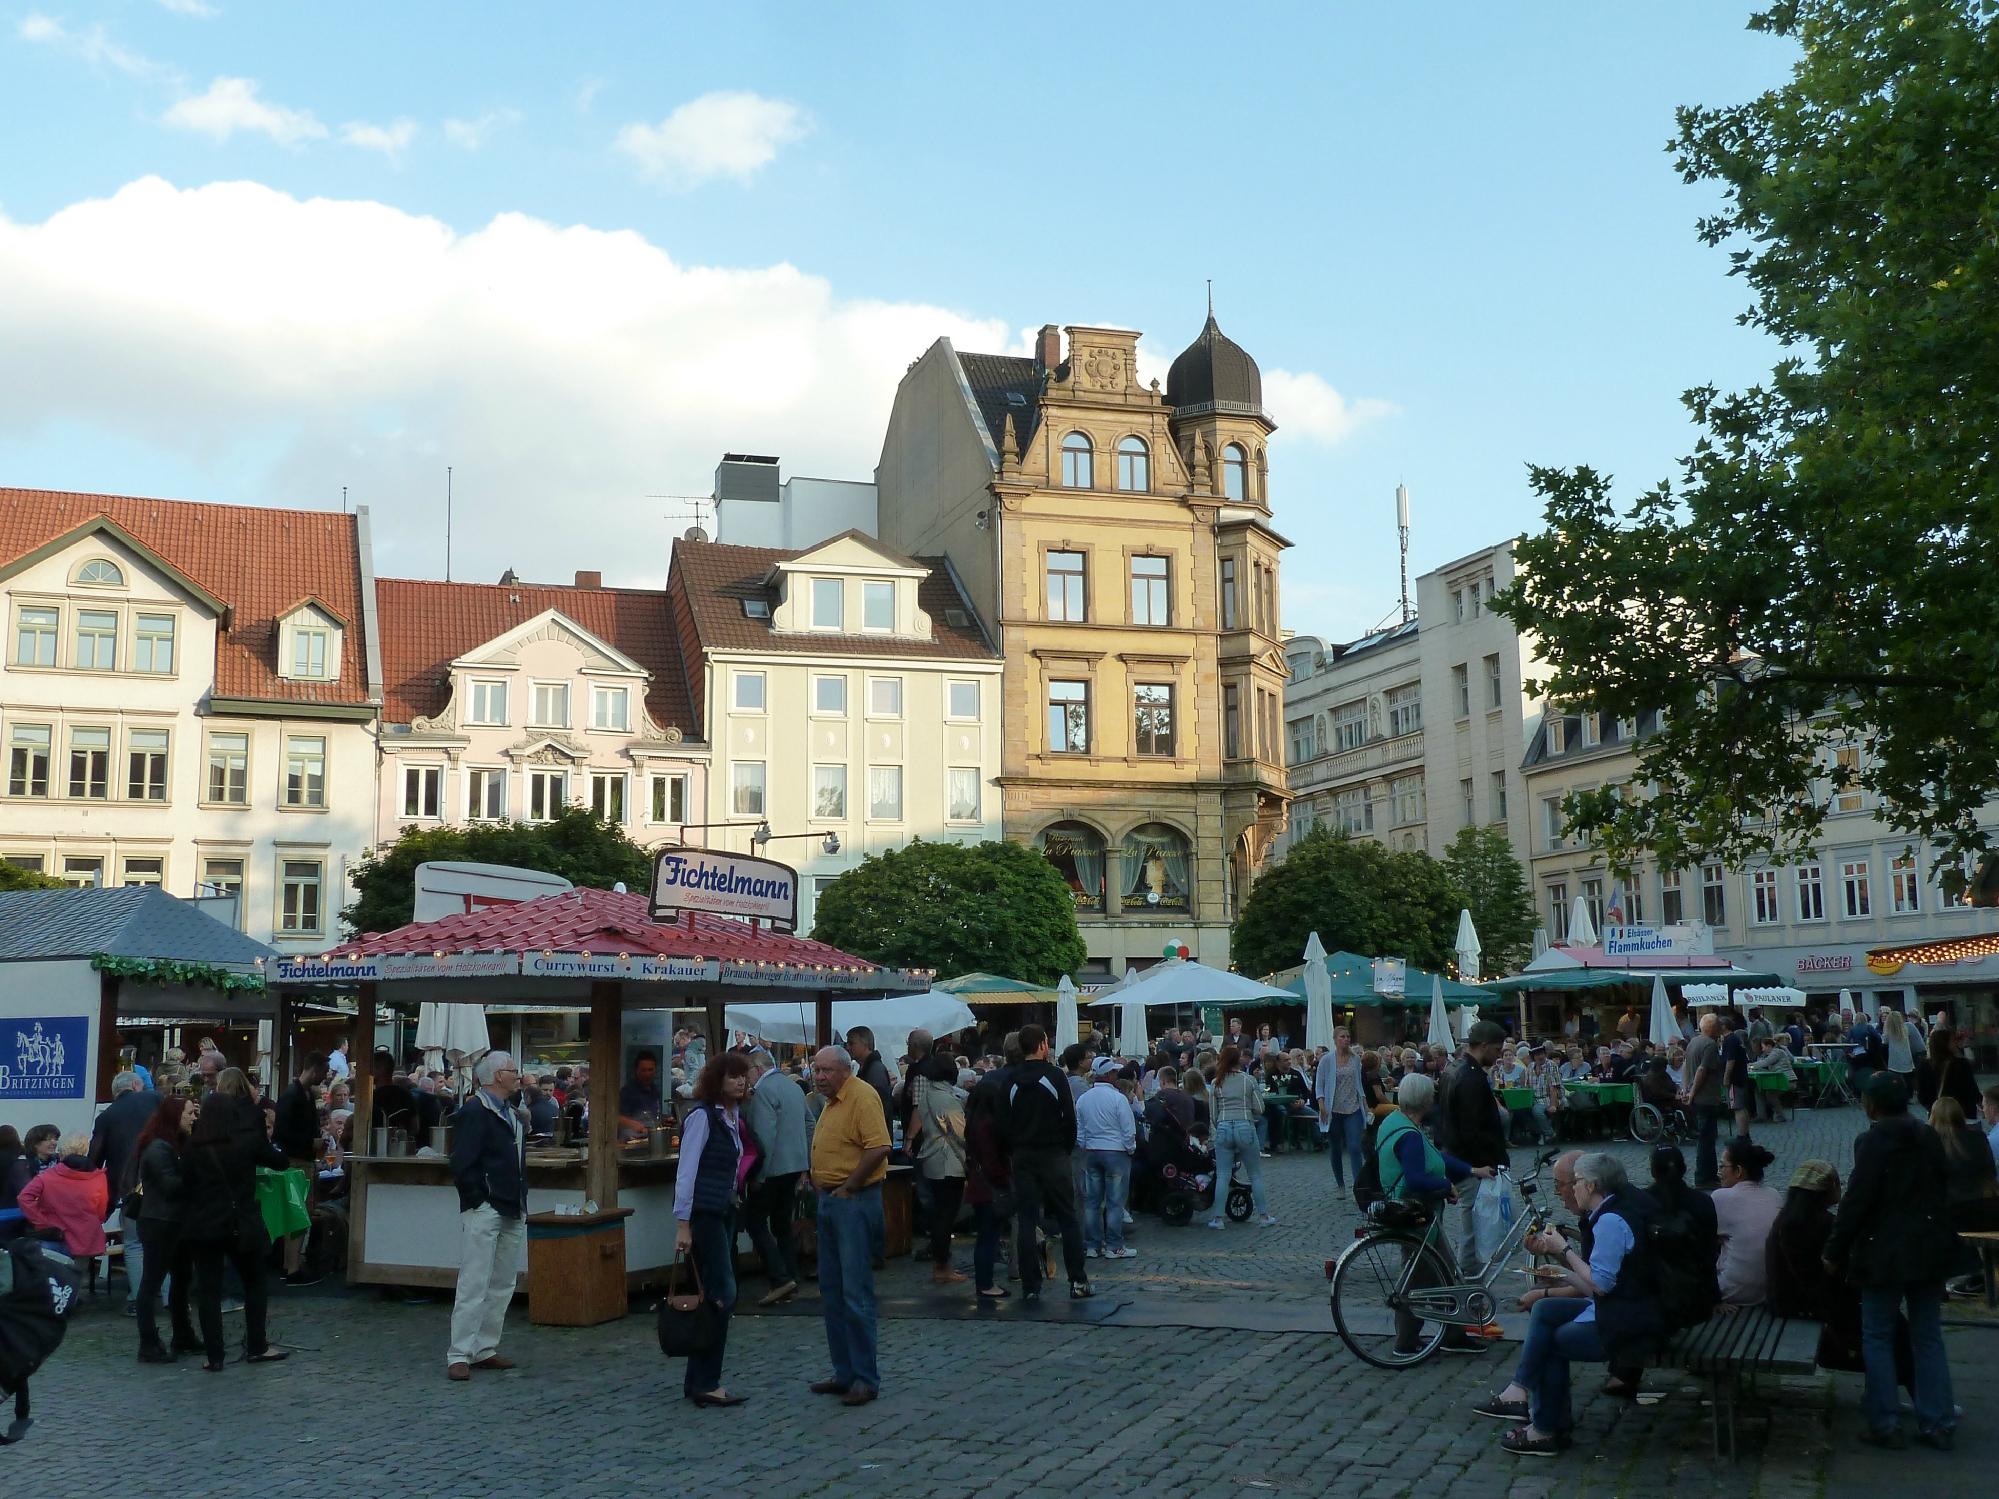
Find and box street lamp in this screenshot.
[752,819,840,856]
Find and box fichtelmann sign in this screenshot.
[650,848,799,931]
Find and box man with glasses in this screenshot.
[447,1051,529,1381]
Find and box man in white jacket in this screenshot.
[1077,1057,1138,1260]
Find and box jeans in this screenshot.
[972,1200,1004,1292]
[1861,1283,1954,1435]
[743,1171,799,1284]
[926,1175,965,1266]
[124,1235,143,1308]
[1515,1295,1600,1435]
[1693,1102,1723,1185]
[1081,1151,1131,1253]
[1254,1110,1271,1153]
[1011,1147,1088,1290]
[134,1219,195,1351]
[683,1209,737,1398]
[1211,1121,1268,1217]
[1526,1102,1554,1141]
[448,1203,524,1366]
[1326,1110,1364,1187]
[192,1231,271,1365]
[1453,1173,1486,1276]
[816,1186,882,1393]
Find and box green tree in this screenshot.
[342,805,654,934]
[1494,0,1999,887]
[1440,825,1537,976]
[809,838,1085,983]
[0,862,64,891]
[1231,828,1461,979]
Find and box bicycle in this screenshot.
[1327,1150,1559,1369]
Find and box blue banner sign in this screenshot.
[0,1016,89,1100]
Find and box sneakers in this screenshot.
[1258,1150,1273,1159]
[1085,1247,1101,1258]
[1258,1215,1279,1227]
[282,1269,324,1288]
[1205,1218,1225,1230]
[1103,1247,1137,1260]
[1442,1337,1495,1356]
[1474,1394,1529,1421]
[757,1279,798,1307]
[1914,1428,1955,1453]
[1069,1281,1095,1300]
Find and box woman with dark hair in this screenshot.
[1767,1161,1896,1376]
[1714,1138,1782,1304]
[1916,1029,1983,1118]
[1647,1145,1719,1267]
[1930,1096,1999,1296]
[0,1125,29,1241]
[1207,1045,1275,1228]
[183,1066,289,1371]
[131,1097,202,1364]
[21,1123,60,1177]
[671,1051,756,1407]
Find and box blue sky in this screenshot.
[0,2,1796,638]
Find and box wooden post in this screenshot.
[814,993,833,1052]
[274,988,295,1090]
[703,996,727,1059]
[95,971,121,1103]
[587,980,621,1212]
[353,982,377,1141]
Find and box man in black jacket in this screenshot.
[1439,1021,1510,1276]
[998,1023,1091,1302]
[446,1051,527,1381]
[272,1054,326,1285]
[89,1069,159,1312]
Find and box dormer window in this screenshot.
[292,627,329,680]
[862,580,894,632]
[73,558,125,588]
[278,603,343,683]
[810,577,843,630]
[742,598,770,619]
[1222,444,1248,501]
[1060,432,1094,489]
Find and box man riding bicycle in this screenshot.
[1379,1073,1496,1356]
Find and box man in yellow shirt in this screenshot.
[806,1046,891,1405]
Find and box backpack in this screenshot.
[1647,1208,1718,1333]
[1352,1113,1389,1212]
[0,1236,82,1443]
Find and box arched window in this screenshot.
[1121,822,1191,911]
[1060,431,1094,489]
[1038,821,1106,911]
[1222,443,1248,501]
[1115,435,1149,491]
[74,558,124,587]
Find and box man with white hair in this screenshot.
[806,1045,891,1406]
[446,1049,527,1382]
[743,1047,809,1306]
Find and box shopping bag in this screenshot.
[1473,1174,1519,1266]
[656,1253,722,1358]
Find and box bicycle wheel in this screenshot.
[1330,1233,1456,1369]
[1629,1101,1665,1144]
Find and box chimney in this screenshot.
[574,570,602,589]
[1035,323,1062,371]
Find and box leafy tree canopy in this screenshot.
[809,838,1085,984]
[1494,0,1999,887]
[1441,825,1538,976]
[342,806,654,935]
[1231,829,1462,980]
[0,862,64,892]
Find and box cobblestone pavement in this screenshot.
[18,1103,1994,1498]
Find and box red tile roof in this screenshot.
[375,576,696,735]
[0,487,371,707]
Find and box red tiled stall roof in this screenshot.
[375,576,697,735]
[0,487,370,706]
[350,887,878,969]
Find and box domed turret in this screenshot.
[1165,311,1266,422]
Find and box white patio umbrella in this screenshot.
[415,1003,490,1066]
[1454,909,1482,985]
[1646,975,1677,1049]
[1303,931,1335,1051]
[1567,896,1598,948]
[1456,1001,1479,1041]
[726,991,976,1068]
[1532,926,1551,960]
[1425,973,1454,1050]
[1054,973,1081,1053]
[1100,957,1298,1010]
[1112,967,1148,1058]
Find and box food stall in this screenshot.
[273,852,927,1314]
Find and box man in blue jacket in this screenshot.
[447,1050,527,1382]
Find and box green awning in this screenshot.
[1256,949,1495,1009]
[932,971,1059,1006]
[1484,966,1783,995]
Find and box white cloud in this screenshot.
[156,0,220,16]
[18,13,166,77]
[341,118,419,160]
[164,77,326,146]
[615,90,809,188]
[1263,369,1396,445]
[443,109,520,150]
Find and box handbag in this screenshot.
[656,1251,723,1359]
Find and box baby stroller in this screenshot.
[1144,1114,1253,1227]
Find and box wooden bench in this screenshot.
[1658,1306,1820,1459]
[1963,1230,1999,1307]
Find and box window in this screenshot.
[529,768,569,821]
[1548,882,1569,941]
[1795,863,1826,922]
[1751,869,1781,925]
[1289,717,1317,764]
[1624,880,1645,925]
[1391,775,1424,827]
[647,772,687,824]
[531,681,571,727]
[134,614,176,674]
[75,558,124,586]
[1332,700,1367,752]
[1047,680,1090,753]
[1224,684,1241,758]
[1547,717,1566,755]
[1039,821,1106,911]
[1121,823,1191,910]
[1386,683,1421,738]
[1659,869,1684,925]
[200,858,244,910]
[402,764,442,818]
[1113,434,1151,491]
[1579,714,1601,749]
[62,856,105,888]
[868,676,902,717]
[1461,778,1475,825]
[75,609,117,670]
[283,735,326,809]
[1542,795,1567,851]
[68,726,111,799]
[1485,654,1502,709]
[127,728,169,801]
[1221,443,1248,501]
[1452,663,1470,718]
[7,724,51,797]
[1133,683,1175,756]
[948,767,981,822]
[1045,551,1087,621]
[867,765,903,821]
[1832,745,1864,813]
[1841,859,1871,918]
[812,675,848,715]
[1489,770,1508,822]
[1334,788,1371,834]
[14,607,57,667]
[205,732,248,804]
[1892,854,1920,914]
[862,580,894,632]
[1582,877,1605,933]
[589,772,626,822]
[291,627,330,680]
[468,679,508,726]
[1129,555,1169,625]
[812,765,847,819]
[730,762,764,817]
[121,857,164,888]
[1,855,43,874]
[732,673,765,713]
[468,767,506,821]
[810,577,843,630]
[1060,431,1093,488]
[946,680,980,720]
[1220,558,1238,629]
[590,685,630,732]
[1453,588,1466,624]
[280,860,324,935]
[1701,864,1726,927]
[741,597,770,620]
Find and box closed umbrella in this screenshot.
[1532,926,1551,960]
[1646,975,1677,1050]
[1115,967,1148,1058]
[1456,1002,1479,1041]
[1054,973,1080,1053]
[1425,973,1453,1050]
[1454,909,1482,985]
[1567,896,1597,948]
[1303,931,1335,1051]
[415,1003,490,1066]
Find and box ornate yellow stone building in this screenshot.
[875,315,1290,974]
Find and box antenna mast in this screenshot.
[445,466,453,582]
[1396,482,1412,625]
